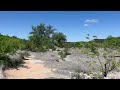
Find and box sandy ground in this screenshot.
[4,59,55,79]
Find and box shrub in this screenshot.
[0,34,27,69]
[58,51,66,60]
[51,46,56,51]
[58,48,71,61]
[18,51,30,59]
[6,59,24,69]
[0,54,25,69]
[70,68,104,79]
[70,69,84,79]
[63,48,71,55]
[79,34,120,78]
[0,54,10,66]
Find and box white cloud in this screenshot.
[85,19,99,23]
[83,19,99,26]
[83,24,89,26]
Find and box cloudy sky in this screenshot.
[0,11,120,42]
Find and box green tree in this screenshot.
[28,23,56,51]
[52,32,67,48]
[79,34,120,78]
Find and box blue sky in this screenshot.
[0,11,120,42]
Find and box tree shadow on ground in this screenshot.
[4,58,30,70]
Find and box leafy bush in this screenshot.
[51,46,56,51]
[6,59,24,69]
[63,48,71,55]
[18,51,30,59]
[27,23,67,52]
[0,34,27,69]
[38,46,48,52]
[58,48,71,61]
[0,54,10,66]
[58,51,66,61]
[52,32,67,48]
[70,69,84,79]
[0,54,24,69]
[79,34,120,78]
[70,68,104,79]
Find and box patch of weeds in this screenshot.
[91,72,104,79]
[51,47,56,51]
[63,48,71,55]
[6,59,25,69]
[37,46,48,52]
[117,69,120,72]
[88,53,96,58]
[93,61,96,64]
[0,54,25,69]
[70,69,87,79]
[58,51,66,60]
[80,48,89,54]
[58,48,71,61]
[18,51,30,59]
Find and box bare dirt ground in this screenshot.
[4,58,56,79]
[5,49,120,79]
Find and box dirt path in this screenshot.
[4,58,56,79]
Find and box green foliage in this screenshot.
[103,36,120,49]
[71,69,104,79]
[52,32,67,48]
[88,53,97,58]
[85,34,90,40]
[71,69,84,79]
[6,59,24,69]
[65,42,79,48]
[58,51,66,60]
[0,35,20,54]
[58,48,70,61]
[28,24,56,52]
[0,54,10,66]
[78,41,84,49]
[117,69,120,72]
[51,46,56,51]
[28,23,67,52]
[0,34,24,55]
[79,34,120,77]
[18,51,30,59]
[63,48,71,55]
[93,35,97,39]
[0,53,24,69]
[91,72,104,79]
[0,34,27,69]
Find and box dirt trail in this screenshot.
[5,58,56,79]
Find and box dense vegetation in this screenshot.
[0,23,67,69]
[0,34,26,68]
[26,24,67,52]
[0,23,120,79]
[77,34,120,78]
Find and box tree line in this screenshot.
[0,23,67,68]
[0,23,120,75]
